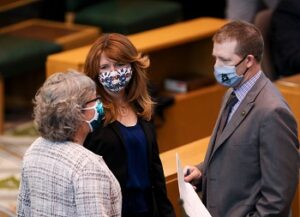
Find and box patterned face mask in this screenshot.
[98,65,132,92]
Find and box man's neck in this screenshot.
[235,64,261,89]
[245,64,261,80]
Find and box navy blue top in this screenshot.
[117,121,151,214]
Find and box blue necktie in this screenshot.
[216,92,238,140]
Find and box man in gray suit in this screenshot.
[184,20,299,217]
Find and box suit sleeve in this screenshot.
[150,124,176,217]
[195,162,204,191]
[248,107,299,217]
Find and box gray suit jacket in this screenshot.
[199,73,299,217]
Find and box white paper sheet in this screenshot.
[176,153,212,217]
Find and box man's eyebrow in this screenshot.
[219,56,230,61]
[212,54,230,62]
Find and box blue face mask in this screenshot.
[214,56,248,87]
[83,100,105,132]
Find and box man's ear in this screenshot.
[246,55,256,68]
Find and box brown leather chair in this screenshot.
[254,9,276,80]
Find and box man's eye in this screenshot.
[220,58,228,62]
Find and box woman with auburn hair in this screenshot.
[84,33,175,217]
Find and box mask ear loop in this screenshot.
[230,55,249,89]
[241,67,249,76]
[235,55,249,76]
[235,55,247,67]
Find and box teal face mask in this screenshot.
[83,100,105,132]
[214,56,248,87]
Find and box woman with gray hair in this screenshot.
[17,71,122,217]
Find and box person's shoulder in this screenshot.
[138,118,155,131]
[260,81,288,107]
[257,81,294,116]
[86,121,113,138]
[37,141,100,171]
[70,143,99,161]
[138,117,153,125]
[23,137,54,158]
[72,145,114,179]
[21,137,42,166]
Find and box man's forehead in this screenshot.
[213,40,238,56]
[214,40,237,49]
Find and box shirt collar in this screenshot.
[234,71,262,102]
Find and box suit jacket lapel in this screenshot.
[110,121,125,144]
[207,73,268,165]
[215,100,254,148]
[203,90,233,166]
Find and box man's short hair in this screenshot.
[213,20,264,62]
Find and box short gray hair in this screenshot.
[33,71,96,142]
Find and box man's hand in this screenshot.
[183,166,202,189]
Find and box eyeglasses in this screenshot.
[82,96,101,110]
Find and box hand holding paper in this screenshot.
[176,153,212,217]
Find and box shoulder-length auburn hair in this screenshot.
[84,33,153,125]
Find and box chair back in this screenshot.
[254,9,276,80]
